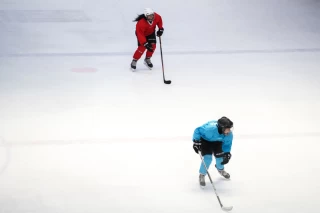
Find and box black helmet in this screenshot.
[217,116,233,134]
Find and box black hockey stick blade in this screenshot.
[164,80,171,84]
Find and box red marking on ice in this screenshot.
[71,68,97,73]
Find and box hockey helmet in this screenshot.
[144,8,154,21]
[144,8,154,16]
[217,116,233,134]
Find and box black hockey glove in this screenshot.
[144,42,154,52]
[156,28,164,37]
[193,139,202,154]
[221,152,232,165]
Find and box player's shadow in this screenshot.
[131,68,154,74]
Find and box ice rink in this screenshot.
[1,0,320,212]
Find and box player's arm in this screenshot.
[193,126,207,141]
[156,14,164,37]
[222,134,233,152]
[136,22,147,44]
[221,134,233,165]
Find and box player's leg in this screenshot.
[131,32,147,70]
[212,142,230,179]
[144,32,157,69]
[199,140,214,186]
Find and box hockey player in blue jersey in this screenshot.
[192,116,233,187]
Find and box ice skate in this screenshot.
[144,57,153,70]
[199,174,206,188]
[131,59,137,71]
[217,168,230,179]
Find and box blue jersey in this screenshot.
[193,120,233,152]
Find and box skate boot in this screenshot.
[131,59,137,71]
[217,168,230,179]
[144,57,153,70]
[199,174,206,187]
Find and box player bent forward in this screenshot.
[192,117,233,187]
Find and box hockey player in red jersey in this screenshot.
[131,8,164,71]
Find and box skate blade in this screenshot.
[143,62,153,70]
[221,176,231,180]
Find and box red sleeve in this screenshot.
[156,13,163,29]
[136,21,147,44]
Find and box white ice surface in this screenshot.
[0,0,320,212]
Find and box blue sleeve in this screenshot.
[193,126,205,141]
[192,127,201,140]
[222,133,233,152]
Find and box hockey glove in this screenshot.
[144,42,154,52]
[156,28,164,37]
[221,152,232,165]
[193,139,202,154]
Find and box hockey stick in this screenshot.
[198,151,233,211]
[159,36,171,84]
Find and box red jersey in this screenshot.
[136,12,163,44]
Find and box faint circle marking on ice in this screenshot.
[0,136,11,175]
[71,67,97,73]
